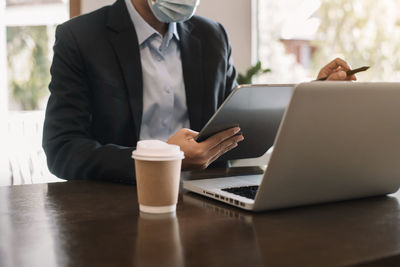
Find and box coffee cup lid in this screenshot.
[131,140,184,161]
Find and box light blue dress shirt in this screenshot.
[125,0,190,142]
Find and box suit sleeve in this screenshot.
[218,23,238,99]
[42,24,136,184]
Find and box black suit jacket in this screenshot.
[43,0,237,184]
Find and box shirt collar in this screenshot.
[124,0,180,45]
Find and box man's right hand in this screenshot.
[167,127,244,170]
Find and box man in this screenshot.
[43,0,355,184]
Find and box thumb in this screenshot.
[327,70,347,81]
[183,128,199,138]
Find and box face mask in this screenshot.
[147,0,200,23]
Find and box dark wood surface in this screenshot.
[1,168,400,267]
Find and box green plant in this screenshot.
[237,61,271,85]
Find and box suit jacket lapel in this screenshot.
[178,21,205,131]
[106,0,143,140]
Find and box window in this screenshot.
[256,0,400,83]
[0,0,69,185]
[6,0,68,110]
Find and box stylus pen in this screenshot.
[317,66,370,81]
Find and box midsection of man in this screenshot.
[42,0,239,183]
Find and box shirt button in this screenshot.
[162,119,168,127]
[155,54,163,62]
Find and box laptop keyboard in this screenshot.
[221,185,259,200]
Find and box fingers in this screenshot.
[201,127,241,149]
[325,57,351,72]
[181,134,243,170]
[207,134,244,161]
[167,128,198,145]
[326,70,358,81]
[176,127,244,171]
[317,57,353,80]
[348,74,357,81]
[327,70,347,81]
[182,128,199,138]
[206,142,239,167]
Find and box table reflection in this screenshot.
[2,181,400,267]
[0,184,59,267]
[184,193,400,267]
[136,212,184,267]
[45,182,139,267]
[181,193,264,266]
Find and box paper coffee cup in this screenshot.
[132,140,184,214]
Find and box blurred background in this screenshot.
[1,0,400,185]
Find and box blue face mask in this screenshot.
[147,0,200,23]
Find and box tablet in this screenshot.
[196,84,294,161]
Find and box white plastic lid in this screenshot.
[131,140,184,161]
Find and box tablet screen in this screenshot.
[196,84,294,161]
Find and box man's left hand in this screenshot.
[317,58,357,81]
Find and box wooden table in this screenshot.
[1,168,400,267]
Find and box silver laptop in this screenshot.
[183,82,400,211]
